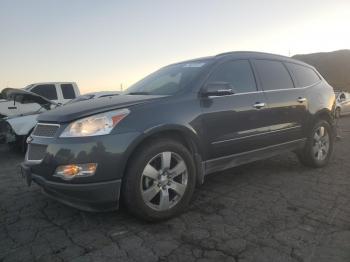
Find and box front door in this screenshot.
[200,59,272,160]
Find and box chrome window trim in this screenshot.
[206,82,320,98]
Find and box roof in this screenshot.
[168,51,313,69]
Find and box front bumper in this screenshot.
[21,163,122,211]
[22,130,142,211]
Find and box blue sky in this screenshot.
[0,0,349,93]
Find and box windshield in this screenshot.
[125,61,209,95]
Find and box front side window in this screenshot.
[31,84,58,100]
[286,63,320,87]
[254,60,294,91]
[207,60,257,93]
[125,60,209,95]
[61,84,76,99]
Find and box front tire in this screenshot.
[122,138,196,221]
[297,120,334,168]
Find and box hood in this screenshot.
[1,88,58,110]
[38,94,166,123]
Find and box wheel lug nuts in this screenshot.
[167,182,171,186]
[158,183,161,187]
[162,185,167,190]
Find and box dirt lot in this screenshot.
[1,118,350,262]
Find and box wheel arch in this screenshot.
[122,124,206,185]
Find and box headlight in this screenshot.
[60,108,129,137]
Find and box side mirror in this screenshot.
[202,82,235,97]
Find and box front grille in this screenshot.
[27,144,47,161]
[32,124,60,137]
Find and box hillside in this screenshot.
[292,50,350,92]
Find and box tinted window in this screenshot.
[254,60,294,90]
[286,63,320,87]
[61,84,76,99]
[31,84,57,100]
[208,60,257,93]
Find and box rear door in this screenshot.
[200,59,271,159]
[253,60,308,143]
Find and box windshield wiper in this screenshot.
[127,92,150,95]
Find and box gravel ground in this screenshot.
[0,118,349,262]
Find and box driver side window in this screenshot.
[208,60,257,93]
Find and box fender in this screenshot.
[121,123,207,185]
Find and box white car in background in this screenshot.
[335,91,350,118]
[0,82,80,118]
[0,90,120,151]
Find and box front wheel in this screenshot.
[122,138,196,221]
[297,120,334,168]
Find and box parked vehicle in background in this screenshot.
[0,88,60,151]
[0,82,80,118]
[0,89,119,151]
[335,91,350,118]
[21,52,336,221]
[67,91,121,104]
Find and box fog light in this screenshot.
[54,163,97,180]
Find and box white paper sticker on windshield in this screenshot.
[183,63,206,68]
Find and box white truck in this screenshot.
[0,82,80,151]
[0,82,80,118]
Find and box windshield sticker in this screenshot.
[183,63,206,68]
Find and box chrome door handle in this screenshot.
[297,97,307,103]
[253,102,266,109]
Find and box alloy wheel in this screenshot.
[312,126,330,161]
[140,151,188,211]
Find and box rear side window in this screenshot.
[208,60,257,93]
[254,60,294,91]
[31,84,58,100]
[61,84,76,99]
[286,63,320,87]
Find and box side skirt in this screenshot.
[204,138,306,175]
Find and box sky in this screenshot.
[0,0,350,93]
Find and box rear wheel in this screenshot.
[297,120,333,168]
[122,138,196,221]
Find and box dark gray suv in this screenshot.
[21,52,336,221]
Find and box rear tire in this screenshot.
[297,120,333,168]
[122,138,196,221]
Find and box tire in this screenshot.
[122,138,196,221]
[335,108,341,119]
[297,120,334,168]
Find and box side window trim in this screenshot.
[201,59,259,95]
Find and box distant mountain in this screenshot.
[292,50,350,92]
